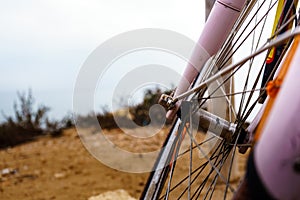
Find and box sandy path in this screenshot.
[0,127,248,199]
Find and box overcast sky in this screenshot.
[0,0,206,120]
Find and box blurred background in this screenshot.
[0,0,205,122]
[0,1,207,199]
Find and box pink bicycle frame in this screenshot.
[167,0,246,119]
[254,36,300,199]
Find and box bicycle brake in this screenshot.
[158,94,177,110]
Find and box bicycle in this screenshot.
[141,0,300,199]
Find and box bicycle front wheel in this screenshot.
[141,0,298,199]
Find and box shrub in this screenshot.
[94,87,172,130]
[0,89,73,148]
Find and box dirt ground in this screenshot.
[0,127,247,200]
[0,128,152,200]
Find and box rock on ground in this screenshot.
[88,189,137,200]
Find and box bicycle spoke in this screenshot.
[240,37,293,122]
[188,107,193,199]
[193,145,232,199]
[186,127,234,191]
[216,0,277,70]
[160,126,228,199]
[164,119,188,199]
[224,130,241,199]
[203,146,232,199]
[200,88,263,100]
[178,136,216,158]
